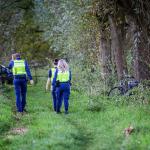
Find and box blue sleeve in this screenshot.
[8,60,14,69]
[69,69,71,82]
[52,68,58,86]
[25,60,32,80]
[48,69,52,78]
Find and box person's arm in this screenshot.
[69,69,72,86]
[8,60,14,69]
[46,78,50,91]
[52,69,58,87]
[69,69,72,82]
[25,60,33,84]
[46,69,52,91]
[12,54,16,61]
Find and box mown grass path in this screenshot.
[1,83,150,150]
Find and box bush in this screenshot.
[86,95,109,112]
[0,94,12,134]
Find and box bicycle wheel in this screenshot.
[108,87,123,96]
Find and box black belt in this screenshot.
[14,75,26,79]
[60,81,69,83]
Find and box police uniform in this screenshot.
[8,58,32,112]
[52,68,71,114]
[48,67,57,111]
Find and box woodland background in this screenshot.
[0,1,150,150]
[0,0,149,88]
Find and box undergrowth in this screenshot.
[0,81,150,150]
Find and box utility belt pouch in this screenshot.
[56,80,60,87]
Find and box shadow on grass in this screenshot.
[47,142,72,150]
[134,126,150,134]
[66,118,94,150]
[47,118,94,150]
[45,117,94,150]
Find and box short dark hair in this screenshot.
[53,59,59,65]
[15,53,21,58]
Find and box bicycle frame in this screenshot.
[108,76,139,96]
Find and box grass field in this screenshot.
[0,82,150,150]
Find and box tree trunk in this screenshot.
[119,21,128,75]
[109,15,124,80]
[131,22,150,80]
[99,27,111,79]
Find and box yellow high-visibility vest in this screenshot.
[13,60,26,75]
[51,68,56,82]
[57,70,69,82]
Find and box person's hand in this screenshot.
[12,54,16,60]
[30,80,34,85]
[50,85,52,91]
[46,85,49,91]
[46,79,50,91]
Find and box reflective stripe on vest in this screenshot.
[51,68,56,82]
[13,60,26,75]
[57,70,69,82]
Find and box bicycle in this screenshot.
[0,64,13,85]
[108,76,139,96]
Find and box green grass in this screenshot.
[0,82,150,150]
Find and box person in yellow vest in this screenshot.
[8,53,34,114]
[52,59,71,114]
[46,59,59,111]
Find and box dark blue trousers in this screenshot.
[14,78,27,112]
[51,87,57,111]
[56,83,70,113]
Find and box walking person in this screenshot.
[8,53,34,115]
[46,59,59,111]
[52,59,71,114]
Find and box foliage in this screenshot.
[0,0,150,149]
[0,86,14,145]
[0,82,150,150]
[0,94,12,134]
[0,0,150,94]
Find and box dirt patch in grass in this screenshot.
[10,127,28,135]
